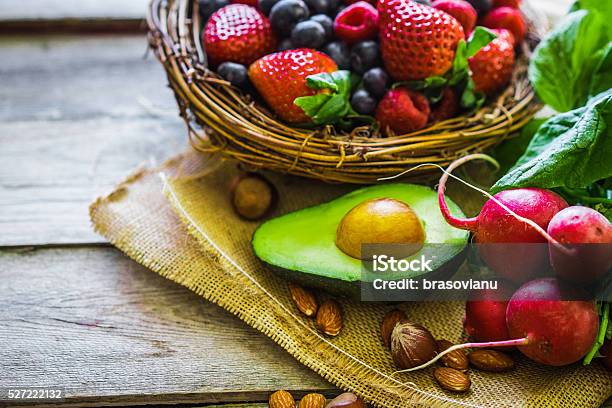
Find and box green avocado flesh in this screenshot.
[252,183,469,294]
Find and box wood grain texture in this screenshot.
[0,1,147,21]
[0,247,335,406]
[0,36,185,246]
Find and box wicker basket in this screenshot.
[146,0,543,184]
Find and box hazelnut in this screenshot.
[390,321,437,370]
[231,173,276,220]
[380,309,407,349]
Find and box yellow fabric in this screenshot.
[90,151,612,408]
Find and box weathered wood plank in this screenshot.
[0,246,335,407]
[0,36,186,246]
[0,1,147,21]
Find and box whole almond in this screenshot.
[381,309,407,349]
[434,367,471,393]
[269,390,295,408]
[325,392,366,408]
[288,282,318,317]
[316,299,343,336]
[299,393,326,408]
[436,339,469,371]
[469,349,514,372]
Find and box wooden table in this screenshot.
[0,1,580,407]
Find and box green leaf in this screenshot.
[312,94,350,125]
[590,43,612,98]
[584,303,609,365]
[460,78,485,110]
[294,93,332,118]
[492,117,550,174]
[294,70,356,125]
[492,90,612,193]
[452,39,469,75]
[466,26,497,58]
[529,9,610,112]
[305,73,339,92]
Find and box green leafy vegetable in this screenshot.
[584,303,610,365]
[492,90,612,193]
[529,9,611,112]
[492,117,550,174]
[294,70,357,125]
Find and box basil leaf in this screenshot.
[529,9,610,112]
[466,26,497,58]
[492,90,612,192]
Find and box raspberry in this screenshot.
[333,1,379,44]
[376,88,431,134]
[429,87,459,123]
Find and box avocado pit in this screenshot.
[335,198,426,260]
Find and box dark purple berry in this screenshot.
[269,0,310,37]
[217,62,249,88]
[303,0,332,14]
[322,41,351,70]
[351,89,377,115]
[291,20,326,48]
[277,37,295,51]
[198,0,230,21]
[259,0,281,16]
[350,40,380,75]
[310,14,333,41]
[466,0,492,14]
[362,67,389,99]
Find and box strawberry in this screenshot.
[248,49,338,123]
[468,30,514,94]
[481,6,526,44]
[376,88,431,134]
[204,4,277,66]
[429,87,459,122]
[230,0,259,6]
[492,0,520,9]
[432,0,477,36]
[378,0,464,81]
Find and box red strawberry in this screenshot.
[432,0,477,36]
[492,0,520,9]
[491,27,515,47]
[204,4,277,66]
[230,0,259,6]
[334,1,379,44]
[468,30,515,94]
[378,0,464,81]
[481,6,526,44]
[248,49,338,123]
[376,88,431,134]
[429,87,459,122]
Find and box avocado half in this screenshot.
[252,183,469,298]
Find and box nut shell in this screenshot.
[325,392,366,408]
[436,339,468,371]
[468,349,515,372]
[316,299,343,336]
[299,393,326,408]
[380,309,407,349]
[390,321,437,369]
[231,173,276,220]
[288,282,318,317]
[434,367,471,393]
[269,390,296,408]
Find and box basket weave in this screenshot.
[146,0,542,183]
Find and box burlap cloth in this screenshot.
[90,151,611,407]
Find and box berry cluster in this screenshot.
[198,0,526,134]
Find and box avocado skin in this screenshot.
[263,248,467,300]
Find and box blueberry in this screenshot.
[303,0,332,14]
[466,0,492,14]
[217,62,249,89]
[198,0,230,21]
[277,37,295,51]
[413,0,431,6]
[350,40,380,75]
[362,67,389,99]
[322,41,351,70]
[291,20,327,48]
[310,14,333,41]
[269,0,310,37]
[259,0,281,16]
[351,89,377,115]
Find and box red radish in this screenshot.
[506,278,599,366]
[547,206,612,285]
[464,281,516,342]
[438,154,568,283]
[398,278,599,372]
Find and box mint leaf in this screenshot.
[492,90,612,192]
[466,26,497,58]
[529,9,610,112]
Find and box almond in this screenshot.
[325,392,366,408]
[269,390,295,408]
[288,282,318,317]
[299,393,326,408]
[380,309,407,349]
[436,339,468,371]
[316,299,343,336]
[468,349,514,372]
[433,367,471,393]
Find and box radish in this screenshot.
[438,154,568,283]
[464,281,516,342]
[547,206,612,285]
[398,277,599,371]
